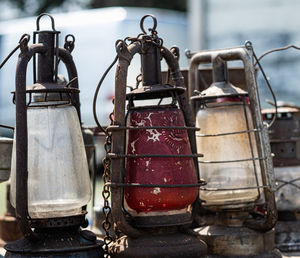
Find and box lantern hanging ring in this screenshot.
[36,13,56,31]
[140,14,157,35]
[64,34,75,53]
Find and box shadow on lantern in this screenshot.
[4,13,103,257]
[93,14,207,258]
[187,42,282,257]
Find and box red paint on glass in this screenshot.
[125,107,198,213]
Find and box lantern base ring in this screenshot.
[128,212,193,228]
[29,212,88,229]
[109,230,207,257]
[4,227,104,257]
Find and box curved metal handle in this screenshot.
[140,14,157,35]
[111,41,142,237]
[36,13,56,31]
[56,47,81,121]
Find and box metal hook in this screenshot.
[19,33,30,53]
[140,14,157,34]
[65,34,75,44]
[244,40,253,50]
[36,13,56,31]
[64,34,75,53]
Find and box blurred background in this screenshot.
[0,0,300,215]
[1,0,300,128]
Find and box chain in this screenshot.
[102,130,113,257]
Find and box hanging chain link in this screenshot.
[102,129,113,257]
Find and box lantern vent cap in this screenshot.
[191,81,248,101]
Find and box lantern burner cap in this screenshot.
[191,81,248,101]
[126,84,185,100]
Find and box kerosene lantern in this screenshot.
[95,15,207,257]
[262,103,300,252]
[4,14,103,257]
[188,43,281,257]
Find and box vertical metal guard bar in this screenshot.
[15,44,46,240]
[111,41,142,237]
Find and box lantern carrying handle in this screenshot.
[189,47,277,232]
[140,14,157,35]
[36,13,56,31]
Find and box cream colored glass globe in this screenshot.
[10,104,91,218]
[196,101,263,209]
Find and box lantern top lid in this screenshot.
[126,84,185,100]
[191,81,248,101]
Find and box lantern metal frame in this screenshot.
[97,14,207,257]
[188,45,277,228]
[4,13,103,257]
[187,45,282,257]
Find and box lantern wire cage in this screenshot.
[187,42,278,229]
[93,14,207,258]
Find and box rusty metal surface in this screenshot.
[109,231,207,258]
[196,226,280,257]
[110,24,199,236]
[162,67,250,93]
[188,46,277,233]
[4,228,103,257]
[275,220,300,252]
[8,14,104,257]
[111,40,142,237]
[263,107,300,167]
[105,14,207,258]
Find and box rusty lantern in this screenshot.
[188,42,281,257]
[95,15,207,257]
[258,44,300,253]
[263,104,300,252]
[4,14,103,257]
